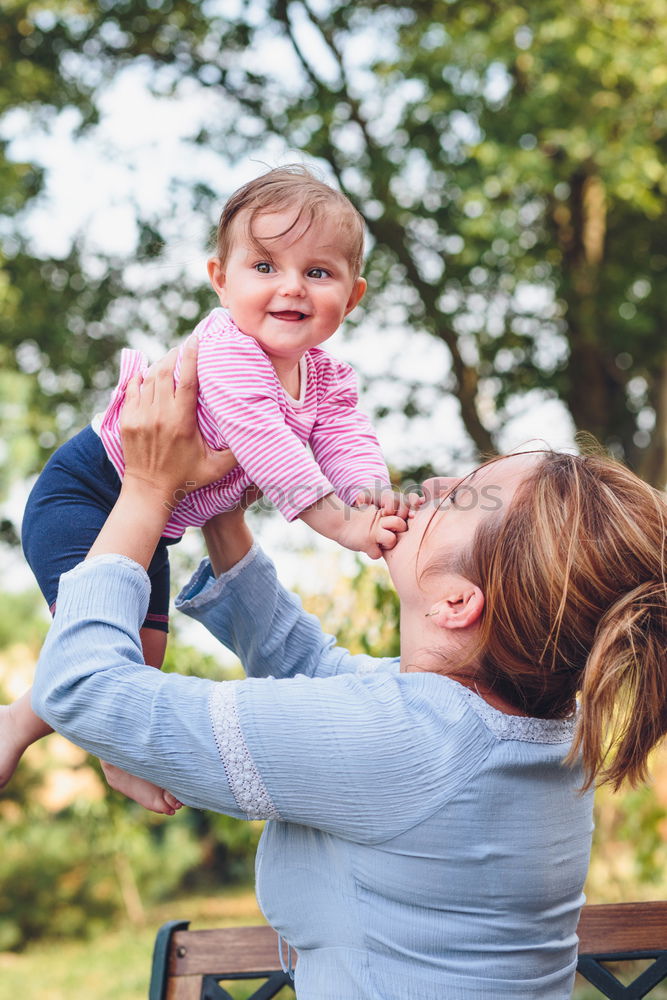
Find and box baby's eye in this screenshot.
[307,266,330,279]
[254,262,274,274]
[444,488,458,507]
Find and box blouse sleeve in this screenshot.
[31,557,249,816]
[195,331,335,520]
[175,545,399,681]
[32,556,491,840]
[204,668,493,841]
[308,356,391,506]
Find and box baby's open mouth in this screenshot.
[270,310,307,321]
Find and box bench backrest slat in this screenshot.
[576,901,667,955]
[168,926,287,976]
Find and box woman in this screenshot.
[32,342,667,999]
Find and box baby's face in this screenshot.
[208,207,366,368]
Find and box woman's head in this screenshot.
[390,450,667,789]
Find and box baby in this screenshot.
[10,166,417,812]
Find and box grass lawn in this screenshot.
[0,887,264,1000]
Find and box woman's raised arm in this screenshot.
[32,340,242,811]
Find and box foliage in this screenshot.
[301,555,400,658]
[0,4,123,482]
[0,557,398,953]
[0,588,47,651]
[586,760,667,903]
[0,887,263,1000]
[0,622,259,952]
[0,752,262,951]
[0,796,201,951]
[0,777,259,952]
[2,0,667,492]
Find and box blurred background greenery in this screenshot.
[1,0,667,996]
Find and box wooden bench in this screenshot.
[148,920,295,1000]
[149,901,667,1000]
[576,901,667,998]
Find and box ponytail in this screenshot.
[571,580,667,790]
[455,450,667,789]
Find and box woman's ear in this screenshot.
[207,258,228,305]
[426,578,485,630]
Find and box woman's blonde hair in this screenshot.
[458,451,667,790]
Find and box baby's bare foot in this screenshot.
[100,761,183,815]
[0,703,29,789]
[163,790,182,812]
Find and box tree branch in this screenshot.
[274,0,496,457]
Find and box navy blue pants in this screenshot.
[22,426,173,632]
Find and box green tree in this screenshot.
[0,3,129,507]
[1,0,666,487]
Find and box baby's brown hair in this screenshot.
[214,165,365,278]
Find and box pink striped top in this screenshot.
[100,309,390,539]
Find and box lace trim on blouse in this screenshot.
[209,682,282,819]
[446,677,577,744]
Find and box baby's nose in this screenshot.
[279,271,306,296]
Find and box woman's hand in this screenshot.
[120,338,236,505]
[87,338,236,569]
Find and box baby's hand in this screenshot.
[372,510,409,556]
[354,487,424,520]
[339,503,408,559]
[350,487,423,557]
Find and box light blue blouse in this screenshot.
[33,546,594,1000]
